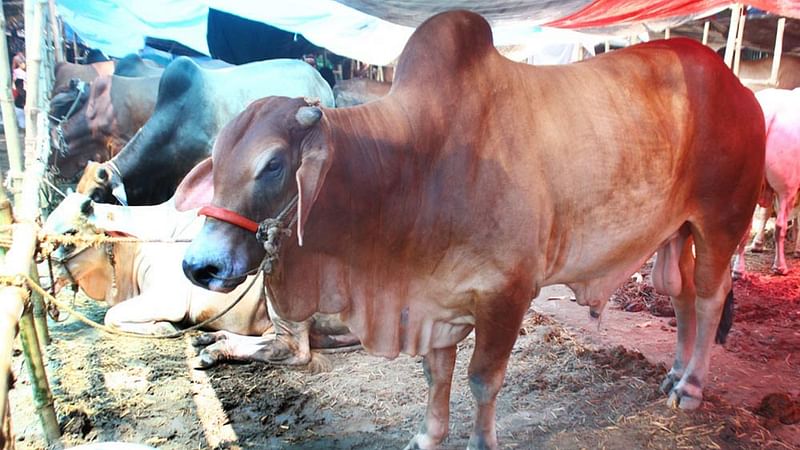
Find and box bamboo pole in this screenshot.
[21,0,51,348]
[47,0,64,63]
[769,17,786,86]
[702,21,710,46]
[0,0,62,444]
[0,10,24,197]
[24,0,47,166]
[18,309,59,443]
[732,7,747,77]
[724,3,743,68]
[0,115,61,446]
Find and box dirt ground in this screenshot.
[8,245,800,449]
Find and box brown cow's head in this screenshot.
[179,96,331,293]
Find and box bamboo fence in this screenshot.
[0,0,61,445]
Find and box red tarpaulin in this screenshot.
[546,0,800,28]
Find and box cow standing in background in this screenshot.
[49,74,161,179]
[179,11,764,449]
[43,193,358,368]
[76,57,334,206]
[734,88,800,277]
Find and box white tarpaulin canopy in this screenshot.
[55,0,777,65]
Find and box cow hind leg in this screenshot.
[667,224,736,410]
[748,204,771,253]
[773,193,797,274]
[657,235,696,395]
[404,346,457,450]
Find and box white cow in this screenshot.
[733,88,800,277]
[43,193,357,368]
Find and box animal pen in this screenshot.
[0,1,798,449]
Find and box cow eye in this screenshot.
[265,158,282,173]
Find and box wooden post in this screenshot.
[702,21,710,46]
[0,10,24,197]
[604,40,610,53]
[724,4,743,68]
[0,115,61,447]
[18,309,60,443]
[732,7,747,76]
[769,17,786,86]
[47,0,64,63]
[664,27,670,39]
[0,0,61,444]
[24,0,45,166]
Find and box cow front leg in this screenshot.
[467,295,529,450]
[668,278,730,410]
[404,346,457,450]
[104,293,186,335]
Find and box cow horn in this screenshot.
[296,106,322,128]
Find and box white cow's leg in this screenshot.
[792,208,800,258]
[466,292,529,450]
[104,293,186,335]
[731,231,749,280]
[772,194,794,275]
[193,333,272,368]
[195,322,312,369]
[655,235,696,394]
[404,346,457,450]
[748,204,771,253]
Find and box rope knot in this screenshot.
[256,218,292,275]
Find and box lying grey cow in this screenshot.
[44,193,357,368]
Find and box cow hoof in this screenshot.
[667,387,702,410]
[792,251,800,259]
[748,244,765,253]
[192,332,223,347]
[192,353,218,370]
[403,434,437,450]
[659,373,679,395]
[772,266,789,276]
[732,270,745,281]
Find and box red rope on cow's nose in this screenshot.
[198,205,260,233]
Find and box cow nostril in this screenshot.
[184,260,221,288]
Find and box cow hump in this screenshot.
[156,57,204,106]
[393,10,495,88]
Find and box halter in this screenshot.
[49,80,88,174]
[49,231,126,305]
[198,195,299,276]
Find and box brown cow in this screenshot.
[49,74,160,179]
[178,11,765,449]
[52,60,115,94]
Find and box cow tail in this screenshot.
[715,289,735,344]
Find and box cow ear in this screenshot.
[85,77,110,121]
[174,157,214,211]
[295,135,333,247]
